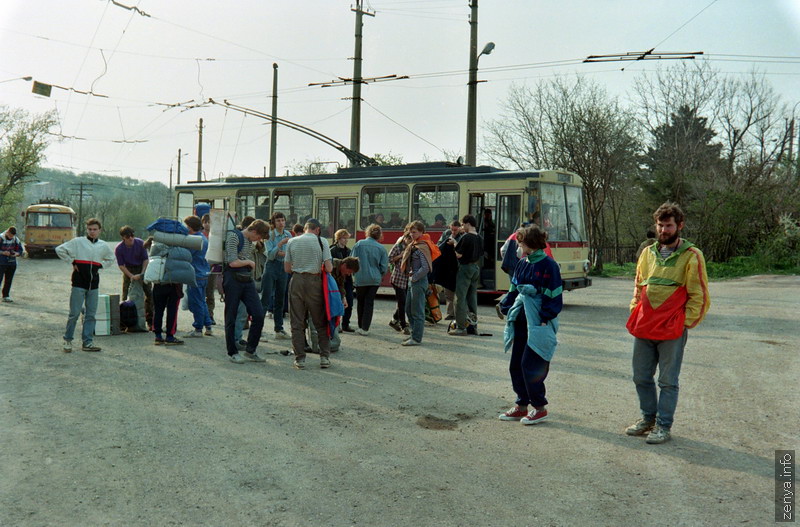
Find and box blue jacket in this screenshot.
[188,232,210,280]
[351,237,389,287]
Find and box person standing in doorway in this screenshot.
[625,202,710,444]
[450,214,483,335]
[56,218,116,352]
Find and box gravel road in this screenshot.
[1,256,797,526]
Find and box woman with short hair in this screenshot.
[350,224,389,336]
[330,228,355,332]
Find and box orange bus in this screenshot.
[22,202,76,257]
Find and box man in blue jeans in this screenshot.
[261,211,292,340]
[183,215,214,338]
[56,218,116,353]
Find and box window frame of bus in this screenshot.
[272,188,313,228]
[177,192,194,219]
[236,190,270,221]
[26,211,73,228]
[411,183,459,231]
[360,185,409,230]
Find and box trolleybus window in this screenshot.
[237,191,269,221]
[273,189,312,227]
[540,183,568,241]
[412,184,458,230]
[565,185,587,241]
[360,185,408,229]
[177,192,194,219]
[26,212,73,228]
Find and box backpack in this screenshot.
[119,301,139,331]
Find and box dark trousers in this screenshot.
[509,308,550,408]
[356,285,379,331]
[152,283,182,338]
[393,285,408,327]
[223,271,264,356]
[0,264,16,298]
[343,278,354,328]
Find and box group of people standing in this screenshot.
[44,201,709,443]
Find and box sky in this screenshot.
[1,0,799,185]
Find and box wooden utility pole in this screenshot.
[349,0,375,163]
[197,118,203,182]
[269,63,278,178]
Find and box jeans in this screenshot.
[405,277,428,343]
[509,307,550,408]
[632,329,688,429]
[187,278,213,330]
[0,264,16,298]
[261,261,288,331]
[393,285,408,328]
[356,285,379,331]
[455,263,480,329]
[222,271,264,357]
[343,278,354,328]
[152,283,181,338]
[64,287,99,345]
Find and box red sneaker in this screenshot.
[498,406,528,421]
[521,409,548,425]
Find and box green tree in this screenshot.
[640,105,724,207]
[0,106,57,225]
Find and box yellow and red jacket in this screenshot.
[627,240,710,341]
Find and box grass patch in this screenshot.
[591,256,800,280]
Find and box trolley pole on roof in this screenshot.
[349,0,375,165]
[269,63,279,178]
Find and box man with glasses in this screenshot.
[116,225,153,329]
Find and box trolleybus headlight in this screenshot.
[583,261,590,273]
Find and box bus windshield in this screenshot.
[26,212,73,228]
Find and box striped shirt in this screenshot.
[285,233,331,274]
[225,230,253,265]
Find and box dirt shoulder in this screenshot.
[1,258,798,526]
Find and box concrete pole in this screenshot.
[177,148,182,185]
[269,63,278,178]
[465,0,479,166]
[350,0,365,161]
[197,118,203,182]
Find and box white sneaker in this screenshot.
[204,327,214,336]
[62,339,72,353]
[2,296,13,303]
[355,328,370,336]
[184,329,203,338]
[229,353,245,364]
[275,329,290,340]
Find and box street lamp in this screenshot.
[466,41,494,167]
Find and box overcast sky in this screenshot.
[1,0,798,184]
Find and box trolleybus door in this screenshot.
[495,194,522,291]
[316,197,357,241]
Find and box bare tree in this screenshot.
[483,77,639,269]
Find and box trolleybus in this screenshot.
[174,162,591,293]
[21,202,77,257]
